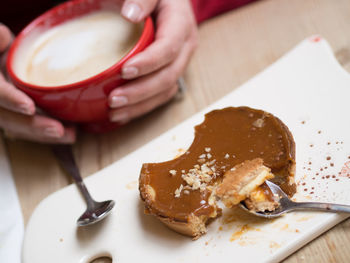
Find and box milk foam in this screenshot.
[15,11,142,86]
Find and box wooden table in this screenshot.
[6,0,350,262]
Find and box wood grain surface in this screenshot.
[5,0,350,262]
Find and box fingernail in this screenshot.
[18,104,33,115]
[111,112,128,122]
[110,96,128,108]
[122,3,142,22]
[122,67,138,79]
[61,130,76,143]
[44,127,61,138]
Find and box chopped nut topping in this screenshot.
[174,159,218,197]
[205,147,211,152]
[224,153,230,159]
[173,148,222,196]
[169,170,177,176]
[208,159,216,166]
[174,184,184,198]
[253,118,265,128]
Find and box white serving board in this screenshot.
[23,36,350,263]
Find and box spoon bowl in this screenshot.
[77,200,115,226]
[240,180,350,218]
[52,144,115,226]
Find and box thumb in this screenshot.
[121,0,158,23]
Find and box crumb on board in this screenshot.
[230,225,253,242]
[126,181,138,190]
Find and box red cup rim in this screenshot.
[6,0,153,92]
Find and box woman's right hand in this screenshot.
[0,24,75,143]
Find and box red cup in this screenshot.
[6,0,154,133]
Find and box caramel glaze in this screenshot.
[139,107,296,222]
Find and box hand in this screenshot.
[108,0,198,123]
[0,24,75,143]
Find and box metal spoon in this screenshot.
[240,180,350,219]
[52,144,115,226]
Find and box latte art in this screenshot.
[14,11,142,86]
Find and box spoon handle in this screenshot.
[291,201,350,214]
[52,144,95,207]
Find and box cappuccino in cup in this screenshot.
[13,11,142,86]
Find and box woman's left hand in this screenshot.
[108,0,198,123]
